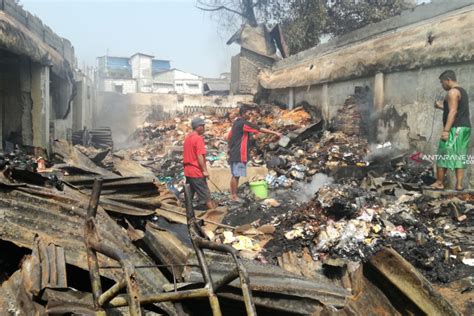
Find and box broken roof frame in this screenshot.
[84,179,257,315]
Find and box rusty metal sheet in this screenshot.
[112,156,156,178]
[52,139,116,177]
[0,184,177,315]
[42,288,96,315]
[0,237,63,315]
[22,237,68,295]
[183,252,351,312]
[64,175,166,215]
[141,213,349,314]
[143,223,192,276]
[0,270,45,315]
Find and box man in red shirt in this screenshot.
[183,118,216,209]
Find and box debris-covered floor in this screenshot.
[0,94,473,315]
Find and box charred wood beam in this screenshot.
[369,247,461,316]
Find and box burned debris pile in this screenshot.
[0,94,472,315]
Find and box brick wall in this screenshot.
[233,48,273,95]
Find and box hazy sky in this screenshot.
[20,0,240,77]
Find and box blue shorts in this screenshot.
[231,162,247,177]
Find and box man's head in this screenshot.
[239,104,253,120]
[439,70,457,91]
[191,117,206,135]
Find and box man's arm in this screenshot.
[260,127,282,138]
[442,89,460,139]
[197,154,209,177]
[196,137,208,177]
[243,121,282,138]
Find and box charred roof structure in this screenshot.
[0,0,94,153]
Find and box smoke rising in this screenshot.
[294,173,334,202]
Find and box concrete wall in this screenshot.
[0,1,95,153]
[0,51,54,150]
[378,64,474,151]
[268,76,374,119]
[95,92,253,146]
[261,1,474,188]
[0,52,22,147]
[73,71,95,131]
[0,0,76,74]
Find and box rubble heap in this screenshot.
[1,94,473,314]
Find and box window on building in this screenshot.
[186,83,199,89]
[114,85,123,94]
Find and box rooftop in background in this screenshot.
[153,68,203,78]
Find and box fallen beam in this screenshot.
[369,247,461,316]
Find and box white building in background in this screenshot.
[96,53,171,94]
[100,78,137,94]
[130,53,154,93]
[96,54,205,95]
[153,69,203,95]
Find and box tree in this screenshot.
[198,0,415,55]
[196,0,276,28]
[279,1,328,55]
[281,0,414,54]
[325,0,413,37]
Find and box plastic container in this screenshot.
[249,180,268,199]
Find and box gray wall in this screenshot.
[380,63,474,151]
[268,76,374,119]
[262,1,474,188]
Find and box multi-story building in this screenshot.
[96,53,171,94]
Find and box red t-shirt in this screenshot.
[183,132,207,178]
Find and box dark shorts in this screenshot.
[186,177,211,203]
[230,162,247,177]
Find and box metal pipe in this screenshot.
[88,239,141,315]
[184,184,222,316]
[107,288,210,307]
[98,278,126,306]
[99,263,199,269]
[213,268,239,292]
[230,253,257,316]
[85,178,104,308]
[194,237,257,315]
[86,248,102,308]
[85,178,141,315]
[87,178,103,218]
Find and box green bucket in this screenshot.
[249,180,268,199]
